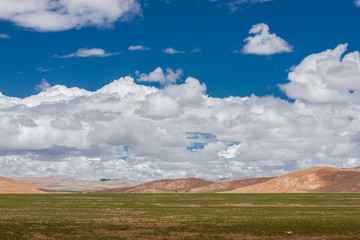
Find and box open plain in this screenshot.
[0,193,360,239]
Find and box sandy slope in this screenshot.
[0,176,47,193]
[229,166,360,193]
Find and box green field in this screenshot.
[0,193,360,239]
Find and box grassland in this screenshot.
[0,193,360,239]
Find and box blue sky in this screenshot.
[1,0,360,181]
[0,0,359,98]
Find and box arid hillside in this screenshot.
[83,177,214,193]
[190,177,274,193]
[229,166,360,193]
[0,176,47,193]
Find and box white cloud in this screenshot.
[164,47,185,54]
[1,46,360,181]
[55,48,121,58]
[139,93,180,119]
[0,33,10,39]
[0,0,141,32]
[356,0,360,8]
[35,79,51,92]
[241,23,293,55]
[280,44,360,103]
[128,45,150,51]
[137,67,183,85]
[218,143,241,159]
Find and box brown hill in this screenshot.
[16,176,134,192]
[84,177,214,193]
[190,177,274,193]
[0,176,47,193]
[229,166,360,193]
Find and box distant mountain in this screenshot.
[190,177,274,193]
[229,166,360,193]
[15,176,135,192]
[0,176,47,193]
[209,176,252,183]
[83,178,214,193]
[100,178,141,186]
[83,177,275,194]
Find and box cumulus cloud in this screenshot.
[164,47,185,54]
[55,48,121,58]
[128,45,150,51]
[1,45,360,181]
[139,93,181,119]
[0,0,141,32]
[0,33,10,39]
[280,44,360,103]
[241,23,293,55]
[137,67,183,85]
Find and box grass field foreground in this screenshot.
[0,193,360,239]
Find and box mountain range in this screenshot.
[0,176,47,193]
[14,176,137,192]
[1,166,360,194]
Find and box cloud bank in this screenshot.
[1,45,360,181]
[0,0,141,32]
[242,23,293,55]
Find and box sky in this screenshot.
[0,0,360,181]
